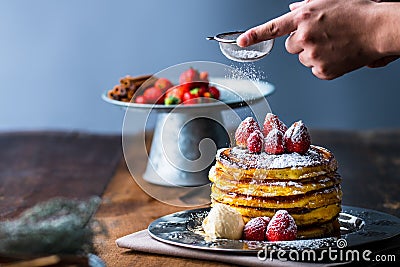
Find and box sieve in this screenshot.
[207,31,274,62]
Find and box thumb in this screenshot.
[237,12,298,47]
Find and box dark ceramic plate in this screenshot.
[148,206,400,253]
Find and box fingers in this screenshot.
[298,51,313,68]
[237,11,298,47]
[289,1,306,11]
[298,50,339,80]
[289,0,312,11]
[367,56,399,68]
[285,31,304,54]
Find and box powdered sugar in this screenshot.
[217,145,333,170]
[225,63,266,82]
[226,49,268,61]
[287,121,305,143]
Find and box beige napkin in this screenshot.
[116,230,348,267]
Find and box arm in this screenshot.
[237,0,400,80]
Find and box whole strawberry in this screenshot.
[179,67,200,85]
[208,86,220,100]
[243,217,270,241]
[143,87,164,104]
[235,117,260,148]
[154,78,173,92]
[247,130,263,153]
[263,113,288,136]
[199,71,209,82]
[266,210,297,241]
[284,120,311,154]
[264,128,285,155]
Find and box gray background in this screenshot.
[0,0,399,133]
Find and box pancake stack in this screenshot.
[209,116,342,239]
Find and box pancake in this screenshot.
[210,167,342,197]
[209,144,343,239]
[216,145,338,180]
[211,184,342,210]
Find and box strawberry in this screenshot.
[134,95,147,104]
[199,71,209,82]
[154,78,173,92]
[182,91,199,105]
[243,217,270,241]
[165,85,189,103]
[208,86,220,100]
[196,86,208,97]
[235,117,260,148]
[262,113,288,136]
[264,129,285,155]
[143,87,164,104]
[284,120,311,154]
[179,67,200,85]
[247,130,263,153]
[190,88,201,98]
[266,210,297,241]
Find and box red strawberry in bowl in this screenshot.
[154,78,173,92]
[199,71,209,82]
[235,117,260,148]
[164,84,190,105]
[243,217,270,241]
[266,210,297,241]
[179,67,200,85]
[143,87,164,104]
[263,113,288,136]
[208,86,220,100]
[284,120,311,154]
[134,95,147,104]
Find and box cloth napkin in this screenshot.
[116,230,349,267]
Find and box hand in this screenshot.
[237,0,396,80]
[368,55,399,68]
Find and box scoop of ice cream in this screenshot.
[202,203,244,240]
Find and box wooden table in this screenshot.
[1,130,400,266]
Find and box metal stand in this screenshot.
[142,110,229,187]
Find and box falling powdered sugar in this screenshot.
[225,63,266,82]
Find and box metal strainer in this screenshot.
[207,31,274,62]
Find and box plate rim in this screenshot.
[102,78,275,111]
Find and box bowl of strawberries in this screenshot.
[102,63,274,112]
